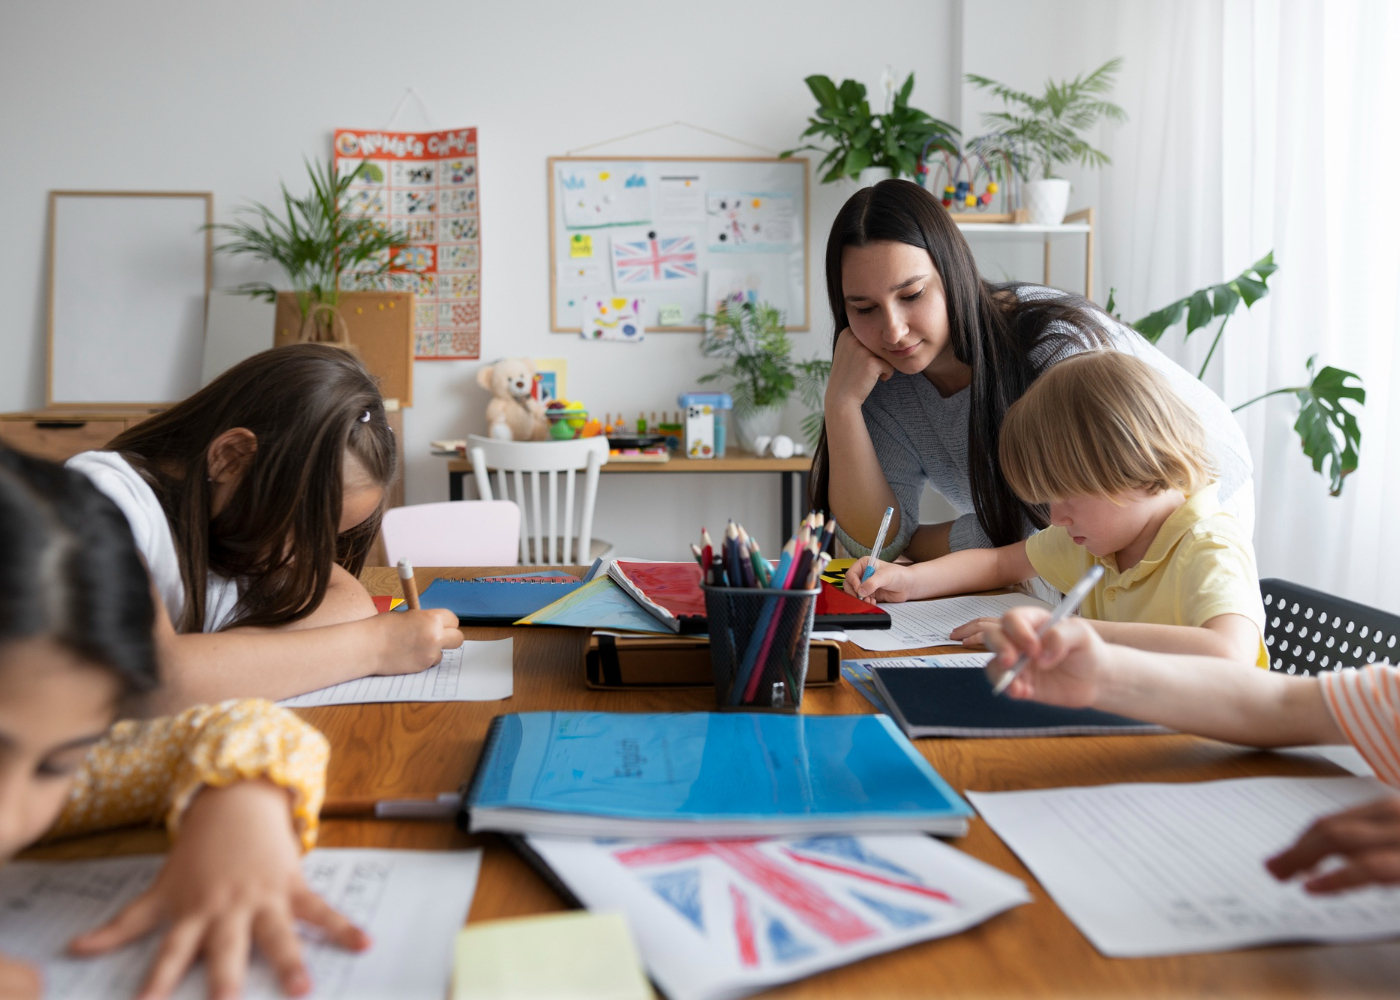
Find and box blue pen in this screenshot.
[862,507,895,582]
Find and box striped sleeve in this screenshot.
[1319,665,1400,787]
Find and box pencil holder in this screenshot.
[702,584,819,712]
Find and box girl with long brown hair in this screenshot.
[813,179,1253,563]
[67,344,462,707]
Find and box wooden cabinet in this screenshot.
[0,411,156,463]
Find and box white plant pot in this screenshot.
[1022,178,1072,225]
[857,166,893,188]
[735,405,783,454]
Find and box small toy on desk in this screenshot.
[545,398,589,439]
[477,358,549,441]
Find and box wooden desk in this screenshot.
[34,566,1400,997]
[446,452,812,539]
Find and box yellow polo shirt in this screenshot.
[1025,484,1268,667]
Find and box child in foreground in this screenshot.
[68,344,463,709]
[846,351,1266,665]
[0,446,364,999]
[984,605,1400,894]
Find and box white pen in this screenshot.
[862,506,896,582]
[991,564,1105,696]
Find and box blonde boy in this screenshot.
[845,351,1266,665]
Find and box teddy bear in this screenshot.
[477,358,549,441]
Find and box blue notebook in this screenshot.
[417,575,582,625]
[461,711,973,837]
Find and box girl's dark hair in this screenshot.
[810,179,1111,547]
[108,343,396,632]
[0,447,157,694]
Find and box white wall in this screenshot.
[0,0,966,559]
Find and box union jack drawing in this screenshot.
[612,234,698,284]
[613,836,957,968]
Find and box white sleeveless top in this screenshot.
[67,450,241,632]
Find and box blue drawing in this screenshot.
[850,891,933,928]
[561,173,586,190]
[765,914,816,962]
[790,836,920,881]
[624,173,648,188]
[647,869,704,930]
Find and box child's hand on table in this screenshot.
[844,558,916,604]
[70,780,369,1000]
[950,617,999,647]
[1267,796,1400,894]
[981,607,1109,708]
[374,608,465,675]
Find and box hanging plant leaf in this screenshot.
[1291,357,1365,496]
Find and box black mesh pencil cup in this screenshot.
[703,584,819,712]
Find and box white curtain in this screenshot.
[1223,0,1400,612]
[1099,0,1400,612]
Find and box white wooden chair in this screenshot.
[466,435,613,566]
[380,500,521,567]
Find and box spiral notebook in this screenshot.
[417,573,582,626]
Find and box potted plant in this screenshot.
[211,158,408,338]
[966,58,1126,224]
[698,301,830,453]
[782,71,958,187]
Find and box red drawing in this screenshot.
[615,840,877,945]
[783,849,956,904]
[730,884,759,967]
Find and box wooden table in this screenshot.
[447,452,813,539]
[34,566,1400,997]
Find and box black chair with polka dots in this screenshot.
[1262,578,1400,676]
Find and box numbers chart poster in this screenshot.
[550,157,808,334]
[335,128,481,359]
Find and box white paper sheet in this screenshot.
[0,848,482,999]
[850,594,1052,651]
[970,776,1400,957]
[1275,744,1376,777]
[279,639,512,707]
[527,834,1029,1000]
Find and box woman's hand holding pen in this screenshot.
[824,329,895,419]
[844,558,916,604]
[981,607,1108,707]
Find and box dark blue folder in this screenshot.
[870,666,1166,738]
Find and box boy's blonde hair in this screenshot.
[999,350,1214,503]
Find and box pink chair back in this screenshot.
[381,500,521,567]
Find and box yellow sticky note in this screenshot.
[570,234,593,258]
[452,912,653,1000]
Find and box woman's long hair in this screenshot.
[0,447,157,695]
[809,179,1110,547]
[108,344,396,632]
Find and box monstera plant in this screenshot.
[1109,253,1366,496]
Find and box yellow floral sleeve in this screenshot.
[47,700,329,852]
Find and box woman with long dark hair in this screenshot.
[812,179,1252,561]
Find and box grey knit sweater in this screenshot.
[834,298,1254,559]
